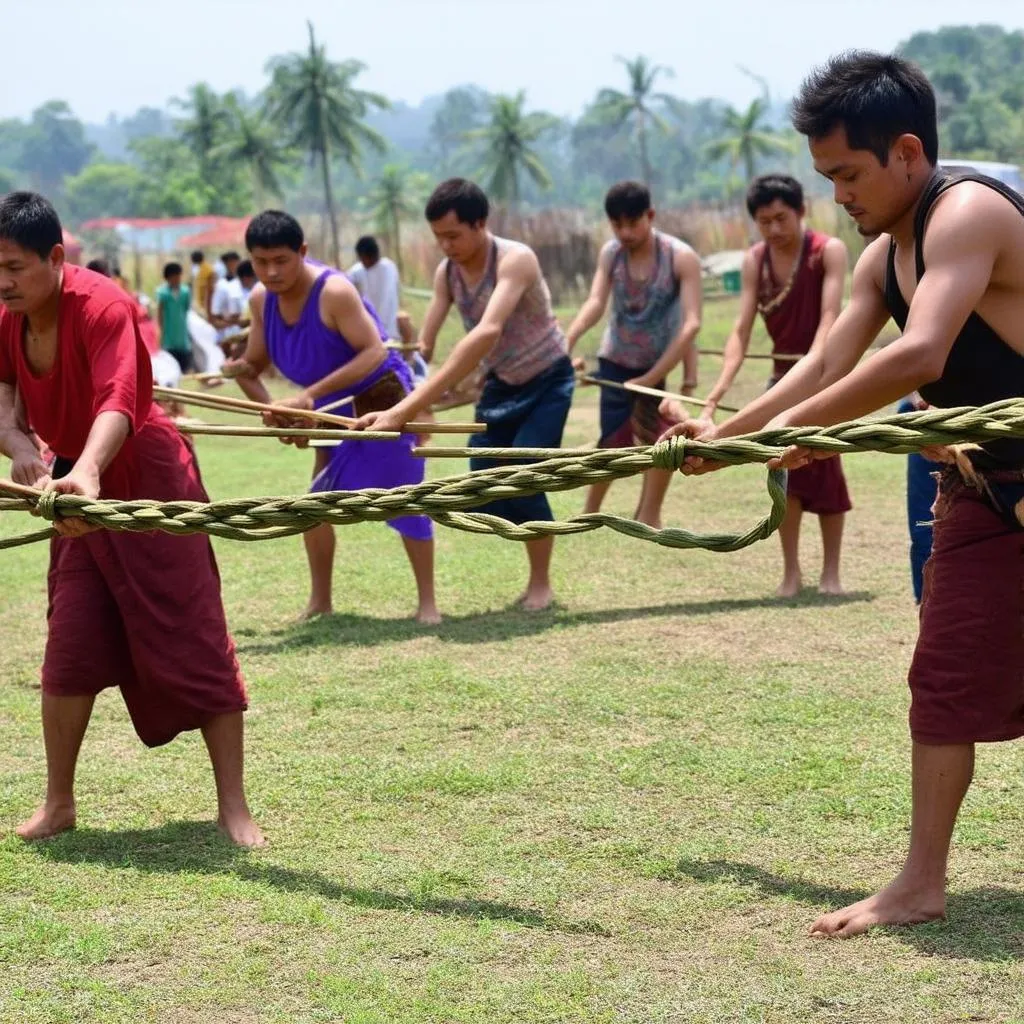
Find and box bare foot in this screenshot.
[518,585,555,612]
[218,808,266,848]
[818,576,844,595]
[298,601,333,622]
[809,881,945,938]
[16,802,76,841]
[776,575,803,598]
[415,604,442,625]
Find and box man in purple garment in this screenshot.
[224,210,440,623]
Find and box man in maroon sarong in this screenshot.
[664,52,1024,937]
[0,192,263,846]
[697,174,850,596]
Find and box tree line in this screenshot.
[0,22,1020,267]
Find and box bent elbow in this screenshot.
[473,323,502,349]
[906,340,948,387]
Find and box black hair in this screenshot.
[236,259,255,279]
[604,181,652,220]
[112,263,122,276]
[163,261,183,280]
[355,235,380,259]
[746,174,805,217]
[86,258,111,276]
[424,178,489,224]
[221,250,240,263]
[0,191,63,260]
[792,50,939,165]
[245,209,305,252]
[190,250,204,263]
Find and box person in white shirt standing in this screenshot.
[210,251,246,356]
[348,236,401,340]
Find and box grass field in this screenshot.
[2,297,1023,1023]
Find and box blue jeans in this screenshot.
[469,357,576,523]
[899,399,937,602]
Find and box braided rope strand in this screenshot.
[3,400,1023,552]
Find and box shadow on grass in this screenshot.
[32,821,610,937]
[665,857,1024,962]
[237,591,875,654]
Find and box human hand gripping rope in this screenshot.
[2,400,1023,552]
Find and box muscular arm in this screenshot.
[565,248,612,353]
[368,247,538,424]
[417,262,453,364]
[777,188,999,429]
[702,251,760,412]
[636,246,703,389]
[71,410,131,479]
[301,277,388,400]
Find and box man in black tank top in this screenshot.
[663,51,1024,939]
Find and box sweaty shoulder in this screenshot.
[248,282,267,314]
[926,179,1019,244]
[663,232,696,256]
[495,238,539,279]
[320,270,361,307]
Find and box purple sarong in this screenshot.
[264,265,432,541]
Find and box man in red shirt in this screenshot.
[0,192,263,846]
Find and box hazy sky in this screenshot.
[2,0,1022,123]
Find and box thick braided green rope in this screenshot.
[3,399,1023,552]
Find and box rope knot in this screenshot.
[35,490,59,522]
[651,434,687,471]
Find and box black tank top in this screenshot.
[883,171,1024,467]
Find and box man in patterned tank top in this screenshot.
[355,179,575,611]
[697,175,850,596]
[566,181,703,528]
[662,52,1024,939]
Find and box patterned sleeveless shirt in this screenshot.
[446,236,568,386]
[598,230,689,369]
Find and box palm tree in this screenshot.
[173,83,230,182]
[264,21,389,266]
[212,96,293,210]
[466,92,556,208]
[428,87,487,173]
[703,98,793,185]
[365,165,429,276]
[590,56,674,186]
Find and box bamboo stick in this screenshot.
[699,349,801,362]
[154,385,485,434]
[0,479,43,499]
[177,424,401,441]
[318,394,355,413]
[579,375,738,414]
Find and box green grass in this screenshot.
[2,298,1023,1023]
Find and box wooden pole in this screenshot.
[177,423,402,441]
[699,348,801,362]
[579,375,738,414]
[154,385,485,434]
